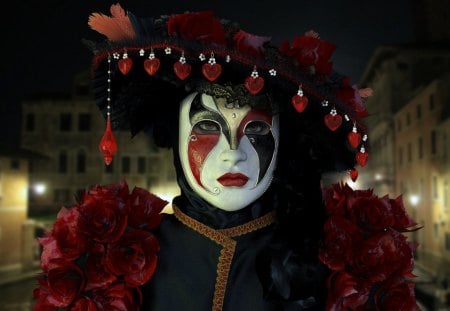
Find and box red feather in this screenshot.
[88,3,135,41]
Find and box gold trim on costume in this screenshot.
[172,205,276,311]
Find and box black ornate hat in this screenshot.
[86,4,372,177]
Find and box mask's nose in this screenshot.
[219,147,247,165]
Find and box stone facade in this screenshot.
[0,149,36,271]
[21,71,178,215]
[360,46,450,287]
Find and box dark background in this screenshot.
[0,0,414,147]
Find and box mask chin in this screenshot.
[178,92,279,212]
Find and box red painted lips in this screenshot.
[217,173,249,187]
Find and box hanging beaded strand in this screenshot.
[98,55,118,165]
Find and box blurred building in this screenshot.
[0,145,40,272]
[394,75,450,272]
[21,71,178,216]
[358,1,450,306]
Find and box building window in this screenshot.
[429,94,435,110]
[10,159,20,170]
[0,173,3,198]
[75,188,86,201]
[416,105,421,119]
[26,113,35,131]
[407,142,412,163]
[433,223,439,239]
[431,130,437,155]
[76,151,86,173]
[78,114,91,131]
[446,233,450,251]
[122,156,131,174]
[406,113,411,126]
[398,147,403,166]
[432,175,438,199]
[58,151,68,173]
[418,137,423,159]
[138,157,146,174]
[444,179,448,210]
[60,113,72,131]
[105,163,114,173]
[397,119,402,132]
[54,188,70,203]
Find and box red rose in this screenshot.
[374,277,420,311]
[335,77,369,118]
[46,259,86,308]
[279,34,336,75]
[39,234,63,272]
[167,11,226,45]
[347,195,395,232]
[319,216,362,270]
[85,243,117,291]
[52,207,87,260]
[326,271,369,310]
[105,229,159,287]
[390,195,418,231]
[33,276,57,311]
[92,283,141,311]
[69,297,99,311]
[78,182,130,243]
[322,183,350,215]
[351,231,414,283]
[233,30,271,57]
[128,187,166,230]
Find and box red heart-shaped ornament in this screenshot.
[291,95,309,113]
[356,151,369,167]
[98,117,117,166]
[349,168,358,182]
[144,58,160,76]
[118,58,133,75]
[173,61,192,80]
[202,63,222,81]
[245,76,265,95]
[347,131,362,149]
[324,114,342,131]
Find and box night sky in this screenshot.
[1,0,415,147]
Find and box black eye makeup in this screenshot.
[193,120,221,134]
[244,121,271,135]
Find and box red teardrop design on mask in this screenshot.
[349,168,358,182]
[98,116,117,165]
[244,76,265,95]
[324,114,342,131]
[202,63,222,81]
[348,131,362,149]
[144,58,160,76]
[118,58,133,75]
[291,95,309,113]
[356,151,369,167]
[173,61,192,80]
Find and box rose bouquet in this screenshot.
[319,183,420,310]
[33,180,167,311]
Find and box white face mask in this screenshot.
[178,92,279,211]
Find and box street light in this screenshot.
[33,183,46,195]
[409,194,420,207]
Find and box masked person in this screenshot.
[33,5,420,311]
